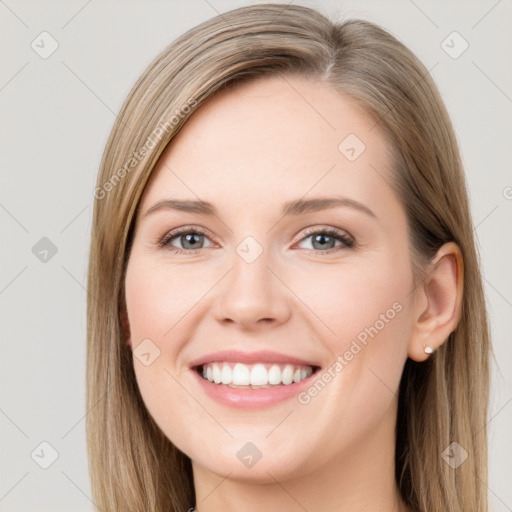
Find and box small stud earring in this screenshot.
[423,344,434,354]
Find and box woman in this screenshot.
[87,4,490,511]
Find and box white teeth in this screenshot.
[212,363,222,384]
[281,365,294,385]
[250,364,268,386]
[200,361,314,387]
[221,365,232,385]
[232,363,250,385]
[268,364,281,385]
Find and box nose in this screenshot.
[212,244,291,330]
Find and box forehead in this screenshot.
[138,75,396,218]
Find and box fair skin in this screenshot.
[124,75,463,512]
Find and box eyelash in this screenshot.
[157,225,355,256]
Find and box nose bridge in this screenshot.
[213,233,290,327]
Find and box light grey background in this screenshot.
[1,0,511,510]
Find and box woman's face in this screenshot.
[124,75,417,482]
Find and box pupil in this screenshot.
[313,234,334,250]
[183,233,202,249]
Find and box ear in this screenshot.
[120,307,132,348]
[408,242,464,362]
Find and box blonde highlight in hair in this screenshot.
[87,4,490,511]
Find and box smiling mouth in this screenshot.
[195,361,320,389]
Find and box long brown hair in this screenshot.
[86,4,490,511]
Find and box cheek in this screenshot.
[290,260,412,453]
[125,257,212,347]
[125,258,211,452]
[289,248,413,407]
[287,248,412,351]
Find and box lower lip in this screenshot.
[191,368,318,409]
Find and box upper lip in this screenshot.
[189,349,319,368]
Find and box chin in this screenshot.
[188,437,314,484]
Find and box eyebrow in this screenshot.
[142,196,376,219]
